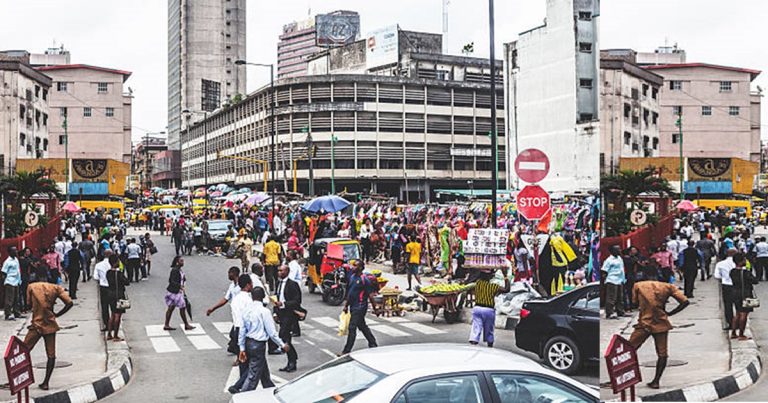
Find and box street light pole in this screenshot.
[488,0,498,228]
[677,111,684,200]
[63,110,69,201]
[331,133,337,194]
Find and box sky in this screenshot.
[1,0,766,141]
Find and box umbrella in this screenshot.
[244,192,269,205]
[303,195,351,213]
[676,200,698,212]
[210,191,223,198]
[184,293,193,321]
[62,201,81,213]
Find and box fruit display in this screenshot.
[419,283,471,295]
[379,286,402,296]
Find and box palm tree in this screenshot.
[601,168,672,236]
[0,169,62,236]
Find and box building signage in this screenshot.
[72,159,108,182]
[4,336,34,395]
[366,25,399,70]
[450,148,492,157]
[316,13,360,47]
[688,158,731,181]
[465,229,509,255]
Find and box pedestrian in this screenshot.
[359,218,373,263]
[404,235,422,290]
[468,265,510,347]
[93,250,113,331]
[602,245,626,319]
[628,267,689,389]
[3,247,24,320]
[106,254,129,341]
[650,244,674,283]
[263,236,282,292]
[18,247,33,312]
[729,253,758,341]
[238,234,253,272]
[679,240,701,298]
[206,267,243,355]
[753,236,768,281]
[142,233,154,278]
[715,248,738,330]
[65,241,82,299]
[230,287,288,394]
[24,265,74,390]
[172,222,184,256]
[273,265,303,372]
[125,238,142,283]
[695,234,717,280]
[227,274,256,391]
[79,237,95,282]
[163,256,195,331]
[339,261,379,356]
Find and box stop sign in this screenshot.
[514,148,550,184]
[517,185,550,221]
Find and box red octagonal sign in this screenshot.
[517,185,550,221]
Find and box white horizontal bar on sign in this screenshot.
[518,161,547,171]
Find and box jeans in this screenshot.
[237,339,274,392]
[82,258,92,281]
[342,309,377,354]
[605,283,624,317]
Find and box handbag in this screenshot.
[740,270,760,308]
[113,270,131,310]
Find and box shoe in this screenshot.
[291,331,301,337]
[279,364,297,372]
[608,313,618,320]
[5,316,15,321]
[227,386,239,394]
[14,315,26,319]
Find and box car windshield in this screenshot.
[343,244,361,261]
[208,222,229,231]
[275,356,385,403]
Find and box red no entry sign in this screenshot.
[517,185,550,221]
[514,148,550,184]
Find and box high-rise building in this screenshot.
[504,0,600,192]
[167,0,246,153]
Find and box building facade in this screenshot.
[167,0,246,153]
[182,74,506,202]
[0,52,52,174]
[643,63,762,164]
[133,137,168,190]
[37,64,133,164]
[504,0,601,192]
[599,50,664,175]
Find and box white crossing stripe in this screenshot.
[304,339,316,346]
[321,348,337,358]
[378,316,410,323]
[305,329,336,342]
[213,322,233,334]
[369,325,411,337]
[182,323,206,335]
[365,318,378,325]
[145,325,169,337]
[272,375,288,386]
[311,316,340,328]
[301,322,315,330]
[223,367,239,393]
[187,334,221,350]
[150,337,180,353]
[398,322,446,335]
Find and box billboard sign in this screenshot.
[366,25,399,69]
[72,159,108,182]
[316,13,360,47]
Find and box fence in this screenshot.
[0,214,63,261]
[600,214,675,261]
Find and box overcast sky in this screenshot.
[1,0,766,141]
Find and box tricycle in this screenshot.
[306,238,361,306]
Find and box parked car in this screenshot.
[230,343,599,403]
[205,219,232,247]
[515,283,600,375]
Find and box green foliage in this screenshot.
[601,168,671,236]
[0,169,62,237]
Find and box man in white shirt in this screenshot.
[206,267,243,355]
[714,248,737,330]
[93,250,113,331]
[754,237,768,281]
[287,251,303,285]
[666,236,681,267]
[54,237,65,264]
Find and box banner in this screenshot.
[72,159,108,182]
[465,228,509,255]
[688,158,731,181]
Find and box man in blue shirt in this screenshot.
[601,245,626,319]
[3,247,24,320]
[339,262,379,355]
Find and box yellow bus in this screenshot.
[76,201,125,217]
[694,199,751,216]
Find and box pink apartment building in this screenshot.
[37,64,132,163]
[643,63,761,163]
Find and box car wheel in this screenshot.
[544,335,581,375]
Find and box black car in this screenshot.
[515,283,599,375]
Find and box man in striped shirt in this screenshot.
[469,265,510,347]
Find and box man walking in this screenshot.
[93,250,113,331]
[274,265,303,372]
[65,242,82,299]
[696,234,717,280]
[227,274,256,392]
[601,245,625,319]
[125,238,142,284]
[715,248,738,330]
[679,240,701,298]
[754,236,768,281]
[3,247,24,320]
[206,267,243,355]
[263,236,282,292]
[79,237,95,282]
[339,261,379,355]
[629,269,689,389]
[24,266,74,390]
[404,235,422,291]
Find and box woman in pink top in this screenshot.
[41,246,64,283]
[651,244,674,282]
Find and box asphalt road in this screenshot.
[105,228,597,403]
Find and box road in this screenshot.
[106,228,597,402]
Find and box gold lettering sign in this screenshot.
[72,159,108,182]
[688,158,731,181]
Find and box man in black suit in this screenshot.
[681,240,701,298]
[273,264,304,373]
[66,241,82,299]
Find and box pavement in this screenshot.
[100,228,597,403]
[0,271,132,403]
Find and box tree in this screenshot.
[601,168,672,236]
[0,169,62,237]
[461,42,474,56]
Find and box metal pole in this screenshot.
[185,115,191,192]
[204,112,208,209]
[270,65,276,211]
[308,131,314,196]
[488,0,498,228]
[677,111,684,200]
[64,111,69,201]
[331,134,336,194]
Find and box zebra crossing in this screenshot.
[145,314,447,354]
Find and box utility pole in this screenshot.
[303,127,314,196]
[676,111,684,200]
[330,133,338,194]
[63,110,69,201]
[488,0,498,228]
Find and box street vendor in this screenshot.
[468,264,510,348]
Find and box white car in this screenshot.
[230,343,599,403]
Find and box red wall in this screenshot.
[0,214,62,261]
[600,214,675,261]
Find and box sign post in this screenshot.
[4,336,33,403]
[604,334,641,402]
[514,148,551,287]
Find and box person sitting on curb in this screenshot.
[628,267,689,390]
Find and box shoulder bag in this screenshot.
[114,271,131,310]
[741,270,760,309]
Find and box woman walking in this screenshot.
[730,253,758,341]
[106,255,129,341]
[468,265,510,347]
[164,256,195,331]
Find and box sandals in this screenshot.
[163,326,177,331]
[184,325,196,331]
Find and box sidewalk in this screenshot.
[600,275,759,401]
[0,280,131,403]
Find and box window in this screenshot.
[572,291,600,312]
[623,103,631,118]
[652,87,658,99]
[59,135,66,145]
[97,82,108,93]
[672,106,682,116]
[642,84,649,97]
[578,11,592,20]
[672,133,678,144]
[83,107,92,117]
[106,107,114,117]
[578,113,594,122]
[578,42,592,53]
[19,133,25,146]
[670,80,682,90]
[43,139,48,151]
[42,88,48,101]
[579,79,593,89]
[729,106,740,116]
[490,373,593,403]
[274,356,385,403]
[60,107,67,117]
[201,79,221,112]
[623,132,631,145]
[702,106,712,116]
[56,82,68,92]
[720,81,732,92]
[653,137,659,150]
[395,375,485,403]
